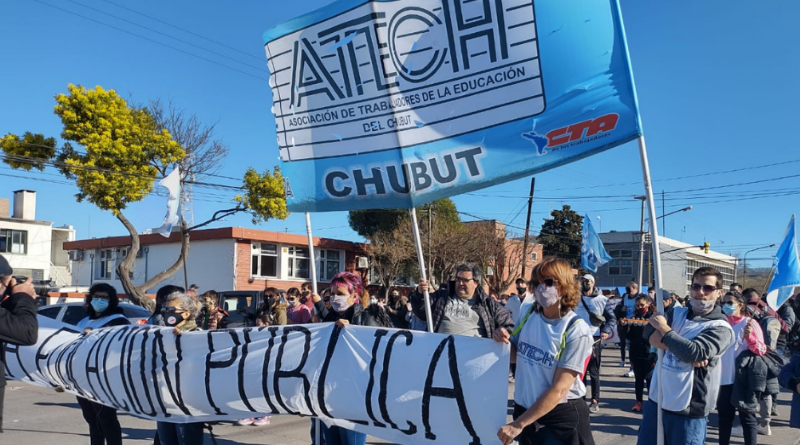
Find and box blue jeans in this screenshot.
[156,421,204,445]
[637,401,707,445]
[325,425,366,445]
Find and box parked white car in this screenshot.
[38,302,151,326]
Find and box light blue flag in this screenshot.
[582,214,613,272]
[766,215,800,310]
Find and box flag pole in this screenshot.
[410,208,434,333]
[636,135,665,445]
[304,212,321,445]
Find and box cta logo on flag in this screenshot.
[582,214,613,273]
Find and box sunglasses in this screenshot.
[691,283,718,293]
[91,295,110,301]
[722,301,738,306]
[543,278,557,287]
[323,296,331,302]
[287,297,296,301]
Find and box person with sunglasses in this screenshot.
[76,283,130,445]
[636,267,734,445]
[715,290,767,445]
[412,263,514,340]
[286,287,312,325]
[496,258,595,445]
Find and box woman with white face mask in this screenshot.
[717,290,766,445]
[497,258,595,445]
[76,283,130,445]
[311,272,392,445]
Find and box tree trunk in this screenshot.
[115,213,191,313]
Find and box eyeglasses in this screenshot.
[287,298,296,301]
[722,301,737,306]
[160,307,186,313]
[91,295,110,301]
[691,283,718,293]
[454,277,473,284]
[543,278,558,287]
[323,297,331,302]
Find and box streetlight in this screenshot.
[743,244,776,287]
[655,206,692,238]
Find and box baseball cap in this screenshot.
[0,255,12,278]
[582,274,595,283]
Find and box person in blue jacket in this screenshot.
[778,351,800,429]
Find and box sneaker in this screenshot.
[508,375,515,383]
[758,423,771,436]
[624,370,635,378]
[730,426,743,437]
[588,400,599,413]
[771,406,779,417]
[619,361,626,367]
[252,417,270,426]
[632,402,643,412]
[237,418,255,426]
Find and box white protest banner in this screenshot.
[6,317,509,445]
[264,0,643,212]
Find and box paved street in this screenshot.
[3,357,799,444]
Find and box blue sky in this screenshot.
[1,0,797,267]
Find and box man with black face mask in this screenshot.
[504,278,530,324]
[615,281,643,368]
[573,274,616,413]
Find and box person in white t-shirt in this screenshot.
[497,258,595,445]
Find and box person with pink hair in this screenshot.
[312,272,392,445]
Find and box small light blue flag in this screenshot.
[766,215,800,310]
[582,214,613,273]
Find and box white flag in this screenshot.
[155,168,181,237]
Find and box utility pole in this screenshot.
[635,196,646,288]
[521,178,536,280]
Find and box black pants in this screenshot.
[617,326,628,362]
[630,357,651,403]
[514,401,595,445]
[717,384,757,445]
[511,363,517,378]
[583,339,602,401]
[77,396,123,445]
[0,385,4,433]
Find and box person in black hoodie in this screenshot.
[312,271,392,445]
[76,283,130,445]
[624,295,654,412]
[0,256,38,433]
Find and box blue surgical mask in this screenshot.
[91,298,109,313]
[721,303,737,316]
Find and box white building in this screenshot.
[0,190,75,286]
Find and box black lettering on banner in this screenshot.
[410,162,432,191]
[386,165,410,194]
[379,330,417,435]
[85,328,116,406]
[162,329,191,415]
[273,326,316,416]
[35,327,79,388]
[65,332,90,398]
[365,329,389,427]
[51,335,81,391]
[422,336,480,445]
[239,328,257,412]
[429,156,457,184]
[102,328,130,411]
[205,330,242,416]
[353,167,386,196]
[136,328,157,416]
[147,329,169,416]
[119,327,143,415]
[454,147,483,177]
[317,325,347,420]
[325,171,351,198]
[260,327,281,414]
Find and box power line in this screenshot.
[29,0,269,82]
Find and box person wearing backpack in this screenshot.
[573,274,616,414]
[496,258,595,445]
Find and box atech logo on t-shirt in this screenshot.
[517,341,555,368]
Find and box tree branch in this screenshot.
[184,207,244,233]
[115,212,155,311]
[141,220,191,292]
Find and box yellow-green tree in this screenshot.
[0,84,287,310]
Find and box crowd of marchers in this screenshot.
[3,252,800,445]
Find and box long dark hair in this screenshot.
[86,283,121,318]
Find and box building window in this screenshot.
[96,249,113,280]
[531,251,538,262]
[318,249,342,281]
[288,246,310,279]
[251,243,278,277]
[608,249,633,259]
[0,229,28,254]
[608,259,633,276]
[114,248,134,280]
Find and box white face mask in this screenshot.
[690,298,716,315]
[288,299,298,307]
[534,284,560,308]
[332,295,351,312]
